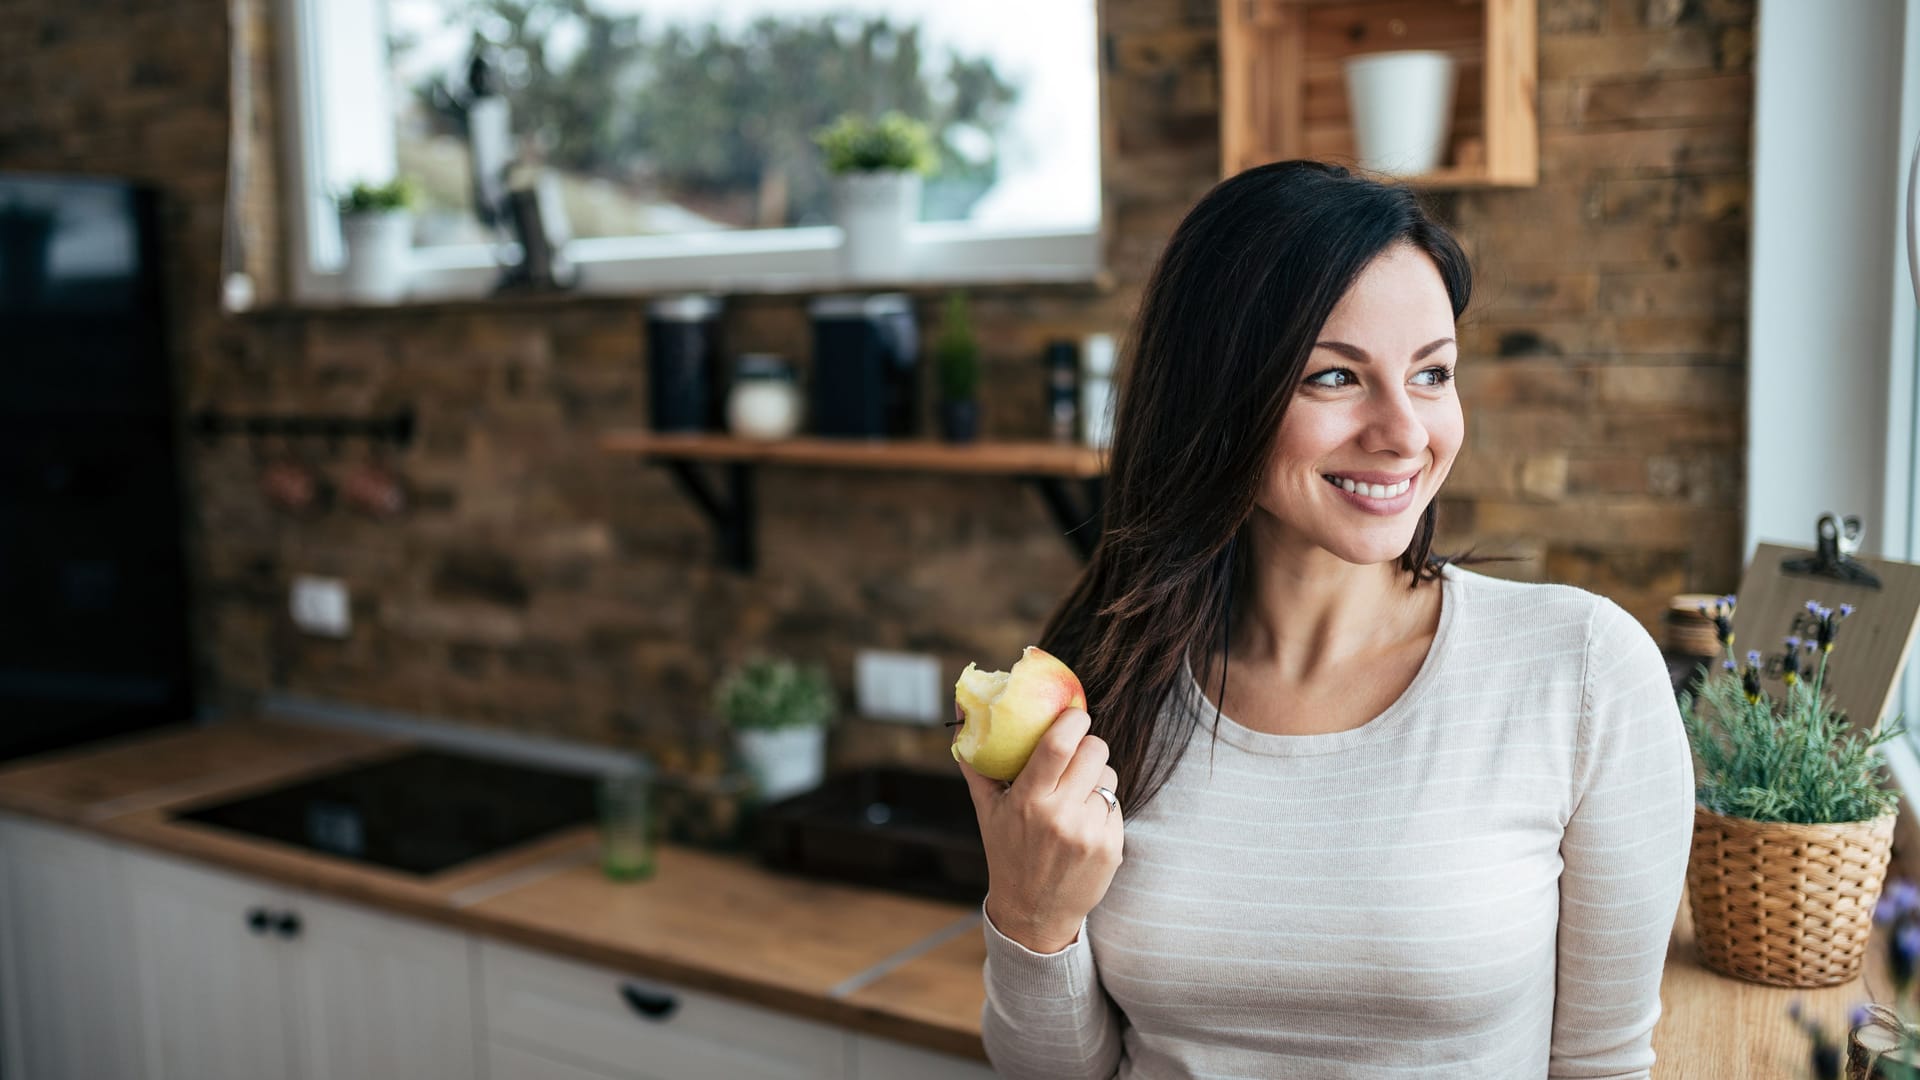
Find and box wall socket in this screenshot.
[290,575,351,638]
[854,649,944,725]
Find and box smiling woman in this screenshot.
[955,161,1696,1079]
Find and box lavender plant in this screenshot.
[1680,598,1905,824]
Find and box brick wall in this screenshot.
[0,0,1752,766]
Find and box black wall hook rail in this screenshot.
[191,407,417,448]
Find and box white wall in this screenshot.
[1746,0,1916,561]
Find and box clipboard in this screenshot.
[1730,519,1920,733]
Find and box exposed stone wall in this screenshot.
[0,0,1752,766]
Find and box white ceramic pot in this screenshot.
[728,381,801,440]
[1342,50,1458,176]
[339,209,413,303]
[831,171,920,281]
[735,725,828,802]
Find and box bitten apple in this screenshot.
[951,646,1088,782]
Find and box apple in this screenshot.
[951,646,1088,782]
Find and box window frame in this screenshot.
[273,0,1106,307]
[1748,2,1920,849]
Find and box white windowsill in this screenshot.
[272,221,1107,311]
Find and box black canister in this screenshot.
[645,294,723,431]
[808,294,920,438]
[1045,340,1079,443]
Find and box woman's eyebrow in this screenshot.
[1312,338,1457,363]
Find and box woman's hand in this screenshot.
[958,707,1124,954]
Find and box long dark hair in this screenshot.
[1040,160,1472,818]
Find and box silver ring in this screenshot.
[1093,786,1121,816]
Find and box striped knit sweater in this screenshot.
[979,563,1695,1079]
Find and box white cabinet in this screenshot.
[125,848,293,1080]
[283,889,478,1080]
[852,1035,998,1080]
[480,939,851,1080]
[0,811,992,1080]
[489,1039,625,1080]
[123,847,478,1080]
[0,816,149,1080]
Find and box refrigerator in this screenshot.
[0,172,195,761]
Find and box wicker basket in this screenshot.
[1687,805,1897,987]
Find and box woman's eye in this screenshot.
[1303,366,1454,389]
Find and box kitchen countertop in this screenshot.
[0,719,1896,1073]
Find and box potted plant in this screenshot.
[933,291,981,443]
[813,111,935,281]
[715,656,837,802]
[335,178,416,303]
[1682,596,1907,989]
[1342,50,1457,176]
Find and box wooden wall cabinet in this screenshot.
[1220,0,1538,188]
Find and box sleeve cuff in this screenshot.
[981,896,1097,999]
[981,899,1088,957]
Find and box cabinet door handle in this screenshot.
[272,910,303,939]
[619,982,678,1021]
[247,907,272,936]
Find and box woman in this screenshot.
[956,161,1695,1078]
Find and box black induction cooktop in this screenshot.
[171,748,599,876]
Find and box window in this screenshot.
[278,0,1104,303]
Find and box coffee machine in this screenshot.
[808,294,919,438]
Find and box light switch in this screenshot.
[290,575,351,638]
[855,649,944,725]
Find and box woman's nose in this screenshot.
[1360,385,1427,458]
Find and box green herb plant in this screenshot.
[714,657,836,733]
[336,178,417,215]
[933,291,980,403]
[1681,596,1905,824]
[813,111,935,175]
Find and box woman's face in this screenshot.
[1256,243,1463,568]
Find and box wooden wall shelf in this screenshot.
[599,432,1106,572]
[1220,0,1538,189]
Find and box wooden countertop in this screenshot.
[1656,887,1890,1078]
[0,720,1899,1072]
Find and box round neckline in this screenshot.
[1182,562,1460,757]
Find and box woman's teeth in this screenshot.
[1323,475,1411,499]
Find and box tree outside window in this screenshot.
[386,0,1096,248]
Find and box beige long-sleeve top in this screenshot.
[979,564,1696,1079]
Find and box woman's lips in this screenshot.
[1322,472,1418,515]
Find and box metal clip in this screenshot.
[1781,512,1881,589]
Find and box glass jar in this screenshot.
[726,354,801,440]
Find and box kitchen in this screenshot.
[2,0,1918,1078]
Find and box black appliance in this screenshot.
[645,293,723,432]
[172,748,600,876]
[808,293,919,437]
[757,766,987,905]
[0,172,194,762]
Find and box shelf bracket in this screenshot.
[1026,476,1105,563]
[661,461,755,573]
[641,451,1101,573]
